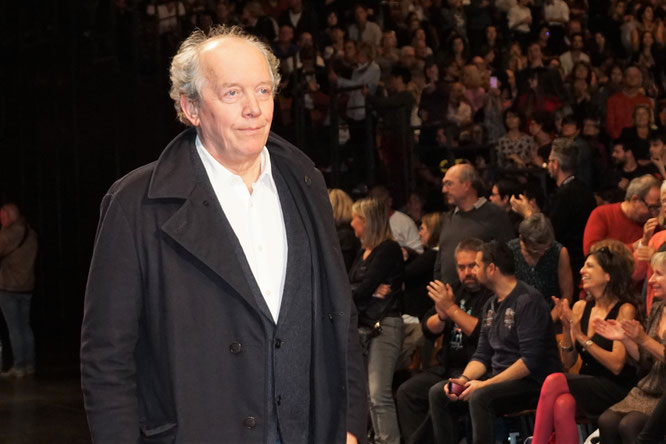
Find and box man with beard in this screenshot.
[433,241,560,444]
[396,238,493,443]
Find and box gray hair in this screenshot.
[519,213,554,246]
[169,25,281,125]
[550,137,577,173]
[651,251,666,270]
[456,163,484,194]
[625,174,660,201]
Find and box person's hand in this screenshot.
[621,319,648,344]
[618,177,629,190]
[328,70,338,85]
[373,284,391,299]
[458,379,487,401]
[427,280,456,314]
[307,79,318,92]
[551,296,563,321]
[510,194,533,218]
[636,244,656,262]
[346,432,358,444]
[560,299,582,338]
[444,377,468,401]
[361,84,369,96]
[643,217,659,243]
[593,318,626,341]
[507,153,526,168]
[651,155,665,171]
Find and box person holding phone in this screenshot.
[432,241,560,444]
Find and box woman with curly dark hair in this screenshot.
[532,241,639,443]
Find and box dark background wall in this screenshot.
[1,1,198,372]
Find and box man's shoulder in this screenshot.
[390,210,417,227]
[106,162,157,201]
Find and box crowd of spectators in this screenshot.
[103,1,666,443]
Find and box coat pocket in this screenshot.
[140,422,177,444]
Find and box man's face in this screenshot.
[355,6,368,24]
[572,35,584,51]
[528,44,542,62]
[650,139,664,159]
[489,185,508,209]
[279,26,293,44]
[185,38,274,166]
[625,67,642,88]
[611,144,627,165]
[473,251,490,286]
[633,186,661,222]
[546,154,558,178]
[560,123,578,138]
[456,250,480,290]
[441,166,468,206]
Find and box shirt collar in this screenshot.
[195,135,275,191]
[454,197,487,214]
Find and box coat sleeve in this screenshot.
[81,192,143,443]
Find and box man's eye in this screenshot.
[226,90,238,97]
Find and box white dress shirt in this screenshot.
[196,136,288,322]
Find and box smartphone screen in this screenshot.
[490,76,498,89]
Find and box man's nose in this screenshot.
[242,92,262,118]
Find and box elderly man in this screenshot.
[81,26,365,443]
[583,174,661,255]
[0,203,38,378]
[606,66,653,140]
[434,164,514,286]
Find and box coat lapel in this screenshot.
[148,128,263,314]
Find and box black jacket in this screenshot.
[81,129,366,443]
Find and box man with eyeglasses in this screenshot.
[583,174,661,255]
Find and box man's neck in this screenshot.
[620,200,633,219]
[623,157,638,172]
[457,194,480,212]
[494,275,518,302]
[623,87,640,97]
[556,172,573,187]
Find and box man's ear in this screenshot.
[180,95,200,126]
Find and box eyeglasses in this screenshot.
[639,197,661,214]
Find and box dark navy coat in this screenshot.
[81,128,366,443]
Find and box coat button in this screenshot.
[229,342,242,354]
[202,200,209,207]
[274,338,282,348]
[243,416,257,428]
[276,395,282,405]
[304,175,312,186]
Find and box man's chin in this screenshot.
[463,280,480,291]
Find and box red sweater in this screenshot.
[606,92,652,140]
[583,202,643,255]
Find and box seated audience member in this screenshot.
[370,186,423,254]
[648,132,666,179]
[606,66,653,141]
[328,188,361,271]
[558,33,590,77]
[349,197,404,444]
[433,241,560,444]
[395,212,444,371]
[583,174,661,255]
[435,164,515,286]
[634,180,666,314]
[596,251,666,444]
[495,107,538,169]
[347,3,382,47]
[508,213,574,315]
[489,178,524,232]
[619,103,658,163]
[533,242,638,443]
[402,212,444,321]
[396,238,493,443]
[559,115,594,188]
[611,137,658,190]
[636,390,666,443]
[528,111,555,165]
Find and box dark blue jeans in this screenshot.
[0,291,35,370]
